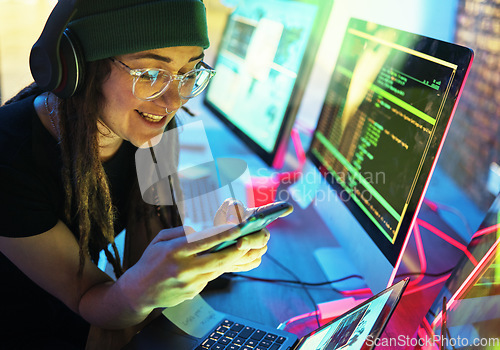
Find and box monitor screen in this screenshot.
[308,18,473,266]
[204,0,332,167]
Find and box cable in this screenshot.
[226,273,358,290]
[423,198,474,237]
[265,254,321,328]
[228,268,454,287]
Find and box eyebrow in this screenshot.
[129,52,205,63]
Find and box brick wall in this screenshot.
[439,0,500,211]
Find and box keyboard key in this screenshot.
[209,332,222,340]
[212,344,225,350]
[227,345,239,350]
[232,337,246,346]
[230,323,244,332]
[239,326,255,339]
[275,336,286,344]
[221,320,234,328]
[225,330,238,339]
[215,326,227,334]
[251,330,266,341]
[259,339,273,348]
[201,338,216,348]
[241,347,254,350]
[269,344,283,350]
[218,337,231,345]
[265,333,277,342]
[245,339,259,347]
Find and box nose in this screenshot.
[153,82,182,113]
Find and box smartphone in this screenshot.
[204,201,293,253]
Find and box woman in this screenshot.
[0,1,270,348]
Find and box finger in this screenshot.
[231,258,263,272]
[233,259,263,272]
[214,198,253,226]
[235,245,268,267]
[236,229,270,251]
[191,235,268,275]
[180,224,243,256]
[191,244,249,274]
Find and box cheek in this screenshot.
[101,72,136,122]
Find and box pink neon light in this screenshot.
[471,223,500,239]
[293,119,314,136]
[409,223,427,286]
[404,275,450,296]
[272,138,287,170]
[340,288,372,296]
[423,198,439,212]
[419,320,440,350]
[431,237,500,328]
[274,127,307,182]
[417,218,479,266]
[284,310,319,327]
[291,128,307,165]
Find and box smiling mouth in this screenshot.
[137,110,167,123]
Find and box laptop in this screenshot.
[124,278,408,350]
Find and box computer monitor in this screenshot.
[305,18,473,293]
[204,0,332,168]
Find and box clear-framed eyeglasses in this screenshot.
[110,58,216,101]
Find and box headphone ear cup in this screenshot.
[53,29,85,98]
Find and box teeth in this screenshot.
[138,111,165,122]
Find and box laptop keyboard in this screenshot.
[196,319,289,350]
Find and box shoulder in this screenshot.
[0,95,60,238]
[0,95,39,166]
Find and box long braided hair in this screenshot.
[3,59,182,278]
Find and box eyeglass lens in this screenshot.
[134,69,212,100]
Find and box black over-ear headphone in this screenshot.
[30,0,85,98]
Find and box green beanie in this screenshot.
[67,0,210,62]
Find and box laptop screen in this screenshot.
[295,279,408,350]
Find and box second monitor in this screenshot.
[204,0,332,168]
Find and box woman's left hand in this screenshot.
[211,198,267,272]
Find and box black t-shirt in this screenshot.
[0,95,137,349]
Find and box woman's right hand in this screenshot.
[116,222,269,313]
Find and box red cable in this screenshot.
[471,223,500,239]
[416,218,478,266]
